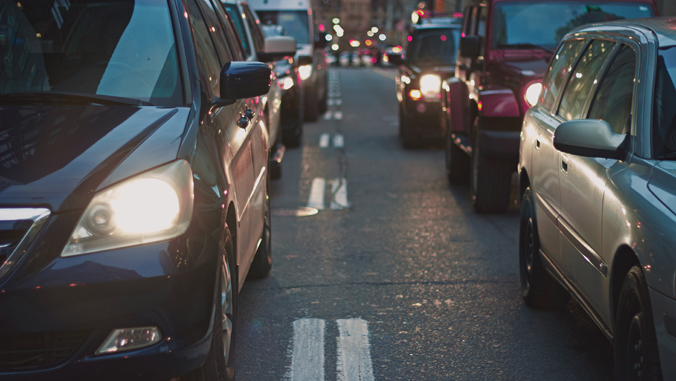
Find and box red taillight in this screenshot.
[409,89,422,101]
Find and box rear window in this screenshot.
[257,10,308,44]
[408,29,461,66]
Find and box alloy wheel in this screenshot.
[626,313,645,381]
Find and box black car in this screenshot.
[0,0,273,379]
[388,23,461,148]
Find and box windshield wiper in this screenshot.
[0,92,153,106]
[497,43,553,54]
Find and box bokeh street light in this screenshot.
[332,18,340,24]
[378,33,386,41]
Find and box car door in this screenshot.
[559,43,638,313]
[185,0,258,266]
[530,38,586,267]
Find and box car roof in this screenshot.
[569,16,676,48]
[411,23,461,31]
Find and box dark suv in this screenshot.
[389,22,461,148]
[442,0,656,213]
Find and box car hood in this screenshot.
[0,105,189,212]
[648,161,676,216]
[500,59,549,78]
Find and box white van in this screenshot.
[247,0,328,121]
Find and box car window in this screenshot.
[652,47,676,157]
[477,6,488,55]
[224,4,252,56]
[185,0,223,96]
[588,44,636,135]
[462,6,472,35]
[211,0,247,61]
[558,40,615,121]
[409,29,461,66]
[196,0,234,64]
[257,10,309,44]
[242,5,265,53]
[468,7,479,36]
[540,39,585,110]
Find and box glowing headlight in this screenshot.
[278,76,294,90]
[62,160,194,257]
[420,74,441,100]
[299,64,312,80]
[525,82,542,107]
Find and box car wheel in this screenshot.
[614,265,662,381]
[304,86,319,122]
[470,118,512,213]
[183,228,237,381]
[519,187,569,310]
[249,177,272,278]
[445,127,470,185]
[319,83,328,114]
[400,107,421,149]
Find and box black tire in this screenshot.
[445,128,470,185]
[304,86,319,122]
[270,159,282,180]
[318,83,328,114]
[519,187,570,310]
[183,228,237,381]
[470,118,512,213]
[614,266,663,381]
[249,176,272,278]
[400,106,421,149]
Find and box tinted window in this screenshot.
[0,0,182,106]
[653,47,676,157]
[211,0,246,61]
[242,5,265,53]
[588,44,635,135]
[185,0,223,96]
[257,11,309,44]
[198,0,234,64]
[468,7,479,35]
[492,2,653,51]
[224,4,252,56]
[540,39,585,110]
[558,40,615,121]
[409,29,461,66]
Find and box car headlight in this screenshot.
[278,76,294,90]
[62,160,194,257]
[525,82,542,107]
[299,65,312,80]
[420,74,441,100]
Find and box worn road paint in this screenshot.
[329,178,349,210]
[328,99,335,106]
[334,111,343,120]
[319,133,330,148]
[336,99,343,106]
[333,134,344,148]
[323,111,332,120]
[308,178,326,210]
[289,318,325,381]
[336,318,374,381]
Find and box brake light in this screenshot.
[409,89,422,101]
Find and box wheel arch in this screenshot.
[225,201,238,272]
[610,245,641,324]
[519,167,530,204]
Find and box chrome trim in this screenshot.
[0,208,51,280]
[534,191,559,226]
[557,216,608,277]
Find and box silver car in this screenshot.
[518,17,676,379]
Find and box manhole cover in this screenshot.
[272,207,319,217]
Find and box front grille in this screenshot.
[0,331,90,370]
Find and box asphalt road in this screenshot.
[235,67,614,381]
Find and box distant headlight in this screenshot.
[420,74,441,100]
[62,160,194,257]
[525,82,542,107]
[299,65,312,80]
[278,76,294,90]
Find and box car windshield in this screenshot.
[653,47,676,158]
[409,29,460,66]
[257,10,309,44]
[0,0,182,106]
[492,1,653,51]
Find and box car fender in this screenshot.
[444,77,469,134]
[477,88,520,118]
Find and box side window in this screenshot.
[185,0,223,96]
[224,3,252,57]
[197,0,234,64]
[210,0,247,61]
[462,6,472,35]
[468,7,479,36]
[477,6,488,55]
[242,5,264,53]
[588,44,636,135]
[558,40,616,121]
[540,39,585,109]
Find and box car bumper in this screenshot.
[478,130,520,159]
[0,212,217,380]
[649,288,676,380]
[402,100,444,138]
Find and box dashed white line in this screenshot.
[336,318,374,381]
[334,111,343,120]
[328,99,335,106]
[336,99,343,106]
[289,318,325,381]
[319,133,330,148]
[329,178,349,210]
[307,178,326,210]
[323,111,332,120]
[333,134,344,148]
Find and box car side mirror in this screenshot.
[219,61,271,101]
[386,53,405,66]
[258,36,297,62]
[297,55,313,66]
[459,36,480,59]
[553,119,627,160]
[314,32,327,49]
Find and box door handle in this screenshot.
[561,161,568,172]
[536,139,541,149]
[244,108,255,120]
[237,116,250,129]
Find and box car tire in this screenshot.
[400,106,421,149]
[614,265,663,381]
[304,86,319,122]
[249,176,272,278]
[518,187,570,310]
[445,128,470,185]
[319,84,328,114]
[183,227,237,381]
[470,119,512,213]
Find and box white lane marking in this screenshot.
[319,133,330,148]
[328,99,335,106]
[334,92,341,98]
[289,318,325,381]
[323,111,332,120]
[329,178,349,210]
[336,99,343,106]
[308,178,326,210]
[336,318,374,381]
[334,111,343,120]
[333,134,344,148]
